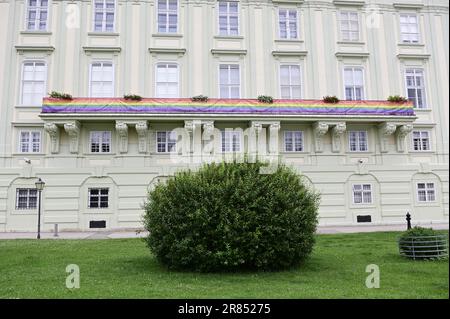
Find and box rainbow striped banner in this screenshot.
[42,98,415,116]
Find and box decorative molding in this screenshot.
[272,0,304,4]
[211,49,247,56]
[43,123,60,154]
[378,122,397,153]
[152,33,183,38]
[148,48,186,55]
[214,35,244,40]
[135,121,148,154]
[396,124,413,152]
[313,122,329,153]
[15,45,55,55]
[333,0,365,6]
[83,46,121,53]
[202,121,215,136]
[20,31,52,36]
[184,120,194,135]
[272,50,308,57]
[393,3,424,9]
[335,52,370,58]
[63,121,80,154]
[115,121,128,154]
[87,32,120,37]
[331,122,346,153]
[397,53,430,60]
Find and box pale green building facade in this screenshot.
[0,0,448,231]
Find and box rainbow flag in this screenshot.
[42,98,415,116]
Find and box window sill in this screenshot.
[214,35,244,40]
[408,150,435,154]
[152,33,183,38]
[85,153,115,156]
[346,151,372,154]
[414,108,432,112]
[415,202,441,207]
[337,41,365,45]
[88,32,119,37]
[398,42,425,47]
[11,210,37,215]
[281,151,309,154]
[274,39,304,43]
[350,205,376,208]
[20,31,52,36]
[12,153,45,156]
[15,105,42,108]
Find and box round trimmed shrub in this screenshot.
[398,226,448,260]
[143,162,320,272]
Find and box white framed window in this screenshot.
[348,131,368,152]
[405,68,426,109]
[340,11,359,41]
[155,63,179,98]
[352,184,372,204]
[26,0,49,31]
[417,182,435,202]
[284,131,303,152]
[279,8,298,39]
[93,0,115,32]
[88,188,109,208]
[412,130,431,151]
[221,130,241,153]
[400,14,419,43]
[157,0,178,33]
[16,188,38,210]
[280,65,301,99]
[219,64,240,98]
[90,131,111,153]
[19,131,41,153]
[218,0,239,36]
[21,61,47,106]
[89,61,114,97]
[343,67,364,100]
[156,131,177,153]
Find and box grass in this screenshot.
[0,231,448,299]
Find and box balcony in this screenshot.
[40,97,415,121]
[39,98,416,156]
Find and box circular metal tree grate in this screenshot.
[398,234,448,260]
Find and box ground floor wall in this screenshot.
[0,162,448,232]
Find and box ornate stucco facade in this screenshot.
[0,0,448,231]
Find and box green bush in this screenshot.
[143,162,320,272]
[192,95,209,102]
[387,95,408,103]
[257,95,274,103]
[323,95,340,103]
[123,94,142,101]
[49,91,72,100]
[398,226,448,260]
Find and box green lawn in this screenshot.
[0,231,448,299]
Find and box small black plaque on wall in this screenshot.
[357,215,372,223]
[89,220,106,228]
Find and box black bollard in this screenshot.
[406,212,412,230]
